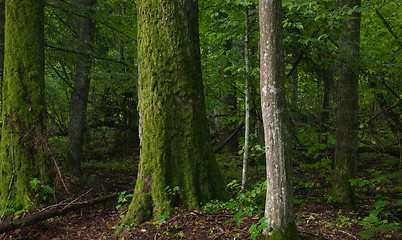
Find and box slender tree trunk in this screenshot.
[320,66,334,134]
[0,0,52,211]
[118,7,139,155]
[215,39,238,153]
[290,47,299,107]
[332,0,361,211]
[118,0,227,229]
[216,88,238,152]
[259,0,298,238]
[66,0,97,177]
[241,2,251,192]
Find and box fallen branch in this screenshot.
[359,145,400,157]
[214,123,244,153]
[0,189,134,234]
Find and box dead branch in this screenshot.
[214,123,245,153]
[0,189,134,234]
[367,100,401,124]
[376,9,402,48]
[35,126,71,197]
[359,145,400,157]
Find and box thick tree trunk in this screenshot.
[66,0,96,177]
[332,0,361,211]
[259,0,298,239]
[118,0,227,229]
[0,0,4,111]
[0,0,52,211]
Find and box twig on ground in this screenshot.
[154,210,184,240]
[61,188,93,211]
[338,229,359,240]
[26,196,40,212]
[299,229,332,240]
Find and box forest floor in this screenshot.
[0,151,401,240]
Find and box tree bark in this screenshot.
[241,2,251,192]
[66,0,97,177]
[0,0,52,211]
[0,0,4,111]
[118,0,228,229]
[320,66,334,134]
[259,0,298,239]
[331,0,361,211]
[214,39,238,153]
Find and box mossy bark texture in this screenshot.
[0,0,52,211]
[259,0,299,239]
[332,0,361,211]
[0,0,4,108]
[119,0,227,228]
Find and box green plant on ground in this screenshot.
[349,169,392,196]
[1,178,54,220]
[29,178,55,202]
[358,199,401,239]
[348,169,400,239]
[0,200,26,219]
[158,186,180,226]
[249,217,268,240]
[202,180,266,236]
[116,191,134,210]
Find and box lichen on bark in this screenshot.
[259,0,299,239]
[0,0,52,211]
[117,0,227,232]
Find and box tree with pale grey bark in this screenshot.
[259,0,299,238]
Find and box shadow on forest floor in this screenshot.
[1,152,401,240]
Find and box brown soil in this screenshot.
[0,154,400,240]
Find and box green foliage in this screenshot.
[358,200,400,239]
[116,191,134,210]
[30,178,55,202]
[0,178,54,219]
[0,200,23,219]
[158,186,180,226]
[202,180,266,234]
[347,169,400,239]
[249,217,268,240]
[349,169,392,196]
[238,134,265,166]
[297,126,334,198]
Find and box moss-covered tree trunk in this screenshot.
[0,0,52,211]
[259,0,299,239]
[331,0,361,211]
[119,0,227,227]
[0,0,4,109]
[66,0,96,177]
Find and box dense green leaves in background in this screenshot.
[0,0,400,238]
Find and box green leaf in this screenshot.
[30,178,41,191]
[373,200,388,209]
[359,230,375,240]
